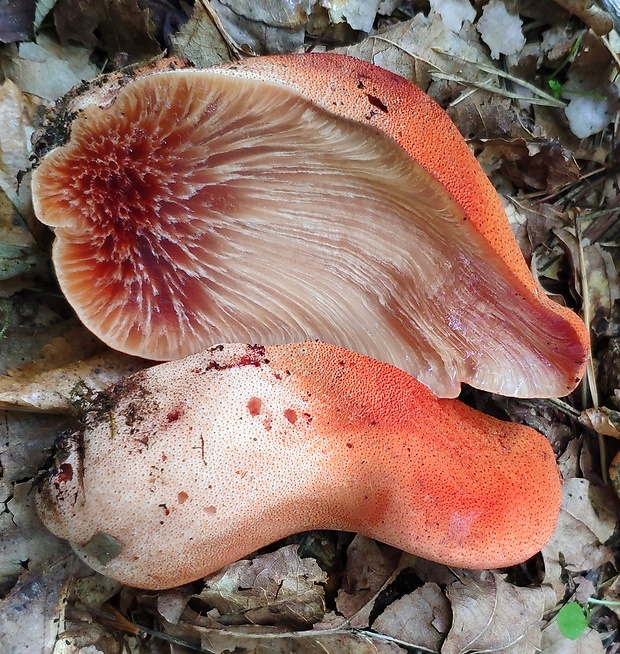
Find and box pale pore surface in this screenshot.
[33,71,580,398]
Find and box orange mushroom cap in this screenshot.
[36,341,562,591]
[31,54,589,398]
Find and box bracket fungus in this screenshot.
[31,54,589,398]
[36,341,562,591]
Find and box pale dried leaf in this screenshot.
[557,437,581,480]
[335,13,493,97]
[0,349,150,413]
[574,576,597,604]
[442,571,554,654]
[198,545,327,627]
[210,0,310,55]
[1,34,99,103]
[542,478,617,582]
[0,78,37,216]
[373,582,450,652]
[0,554,89,654]
[157,588,193,625]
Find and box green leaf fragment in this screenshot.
[557,602,588,640]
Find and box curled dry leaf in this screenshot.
[579,406,620,438]
[372,582,450,652]
[336,10,495,97]
[169,2,231,68]
[542,478,617,582]
[476,139,580,193]
[197,545,327,627]
[443,571,556,654]
[335,535,401,627]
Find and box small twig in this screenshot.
[367,35,441,73]
[574,212,607,483]
[547,397,582,418]
[431,49,567,107]
[91,604,207,652]
[429,72,566,107]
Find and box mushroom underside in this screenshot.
[32,69,585,398]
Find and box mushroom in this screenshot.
[31,54,588,399]
[36,341,562,591]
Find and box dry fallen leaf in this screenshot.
[372,582,450,652]
[199,627,405,654]
[0,554,87,654]
[541,620,606,654]
[580,407,620,438]
[335,535,401,627]
[209,0,313,55]
[335,11,496,98]
[0,348,150,413]
[197,545,327,627]
[53,0,161,65]
[1,33,99,104]
[0,410,69,594]
[476,139,580,192]
[169,1,231,68]
[442,571,556,654]
[542,478,617,582]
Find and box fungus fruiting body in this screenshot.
[36,342,562,591]
[32,54,589,398]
